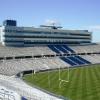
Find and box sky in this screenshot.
[0,0,100,42]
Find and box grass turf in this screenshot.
[23,65,100,100]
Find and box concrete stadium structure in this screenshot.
[0,20,91,46]
[0,19,100,100]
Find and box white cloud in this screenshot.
[86,25,100,32]
[45,19,61,26]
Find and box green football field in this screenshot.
[23,64,100,100]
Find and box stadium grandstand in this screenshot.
[0,19,100,100]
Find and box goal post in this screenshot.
[58,66,70,88]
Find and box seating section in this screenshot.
[48,45,75,54]
[0,44,93,76]
[81,54,100,64]
[61,55,91,66]
[0,44,100,100]
[54,45,69,53]
[0,44,56,57]
[75,56,91,64]
[48,45,60,54]
[68,56,85,65]
[0,44,100,76]
[62,45,75,53]
[48,44,91,66]
[0,57,69,76]
[60,57,77,66]
[0,44,100,57]
[70,44,100,53]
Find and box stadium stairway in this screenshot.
[48,45,91,66]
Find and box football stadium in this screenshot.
[0,19,100,100]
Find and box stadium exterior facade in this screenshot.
[0,20,92,46]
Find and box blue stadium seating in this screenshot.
[75,56,91,64]
[61,55,91,66]
[60,57,77,66]
[54,45,68,53]
[49,44,91,66]
[48,45,60,53]
[62,45,75,53]
[48,45,75,54]
[68,56,85,65]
